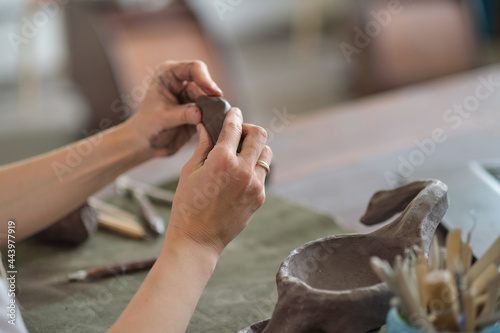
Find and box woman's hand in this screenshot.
[166,108,273,256]
[109,108,272,333]
[123,60,223,158]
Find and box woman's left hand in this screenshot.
[124,60,223,157]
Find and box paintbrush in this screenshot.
[57,257,157,283]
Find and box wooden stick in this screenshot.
[466,234,500,285]
[470,264,498,297]
[394,258,434,330]
[431,308,459,332]
[446,228,462,272]
[474,293,489,308]
[439,248,447,270]
[476,273,500,324]
[431,236,440,271]
[460,243,473,274]
[416,255,429,308]
[464,291,476,331]
[89,197,138,222]
[425,270,457,312]
[98,212,146,239]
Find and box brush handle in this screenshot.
[68,257,157,281]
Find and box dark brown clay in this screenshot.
[240,180,448,333]
[196,95,232,147]
[36,202,98,245]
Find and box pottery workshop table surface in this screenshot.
[270,63,500,233]
[16,191,346,333]
[15,63,500,332]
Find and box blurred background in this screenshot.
[1,0,500,166]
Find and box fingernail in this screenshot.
[211,82,223,95]
[232,107,243,118]
[196,123,202,135]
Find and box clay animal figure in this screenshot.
[241,179,448,333]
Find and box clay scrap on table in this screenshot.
[196,95,232,147]
[36,202,98,245]
[241,179,449,333]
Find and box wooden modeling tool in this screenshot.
[466,234,500,285]
[372,228,500,332]
[97,212,146,239]
[89,197,146,239]
[115,176,174,204]
[477,273,500,323]
[115,179,166,237]
[446,228,462,272]
[424,270,459,330]
[470,264,498,296]
[430,236,440,271]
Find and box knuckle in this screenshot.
[255,191,266,208]
[247,179,262,195]
[160,60,175,71]
[180,164,191,178]
[263,145,273,159]
[192,60,207,70]
[217,149,237,170]
[253,126,268,140]
[225,120,242,134]
[239,168,253,184]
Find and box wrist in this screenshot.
[160,227,221,272]
[114,120,155,162]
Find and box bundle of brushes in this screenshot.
[371,229,500,332]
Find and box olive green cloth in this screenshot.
[15,190,346,333]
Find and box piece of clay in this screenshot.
[240,179,449,333]
[36,202,98,245]
[196,95,232,147]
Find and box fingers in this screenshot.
[216,108,243,153]
[254,146,273,181]
[179,82,206,104]
[168,103,202,126]
[187,124,213,169]
[239,124,268,164]
[157,60,222,98]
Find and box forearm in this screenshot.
[109,228,219,333]
[0,121,152,242]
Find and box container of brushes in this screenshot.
[386,308,500,333]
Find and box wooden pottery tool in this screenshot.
[115,178,166,237]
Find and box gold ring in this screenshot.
[256,160,270,176]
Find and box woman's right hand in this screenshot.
[165,107,272,256]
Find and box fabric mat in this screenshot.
[13,186,346,333]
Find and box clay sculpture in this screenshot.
[196,95,232,147]
[240,179,449,333]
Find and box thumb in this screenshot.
[190,124,213,167]
[168,103,202,126]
